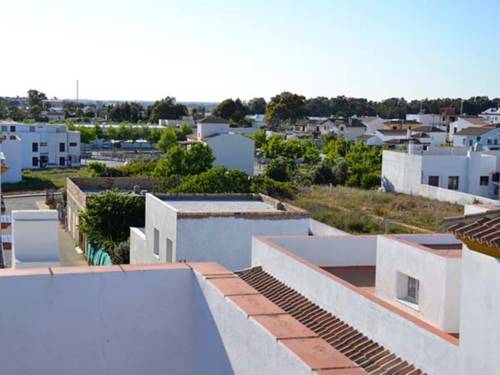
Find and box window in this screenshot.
[428,176,439,187]
[59,157,65,166]
[10,125,16,132]
[40,142,47,147]
[166,238,173,262]
[468,139,473,146]
[1,126,7,131]
[59,143,65,152]
[406,276,420,304]
[480,176,489,186]
[476,136,481,142]
[448,176,459,190]
[69,142,77,147]
[153,228,160,256]
[32,157,39,167]
[495,139,499,145]
[32,142,38,152]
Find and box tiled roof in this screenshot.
[237,266,425,375]
[458,116,489,126]
[412,126,444,133]
[445,210,500,249]
[455,126,497,136]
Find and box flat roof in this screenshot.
[154,194,309,219]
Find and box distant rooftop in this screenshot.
[154,194,308,218]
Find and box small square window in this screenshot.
[480,176,489,186]
[32,157,39,167]
[406,276,419,304]
[448,176,459,190]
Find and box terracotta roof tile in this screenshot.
[445,211,500,249]
[253,314,318,340]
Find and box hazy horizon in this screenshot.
[1,0,499,102]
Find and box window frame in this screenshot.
[448,176,459,190]
[153,228,160,257]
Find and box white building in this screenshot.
[382,147,500,203]
[130,194,310,270]
[319,118,366,140]
[406,113,446,129]
[449,116,489,138]
[0,121,81,169]
[184,116,255,176]
[358,116,386,133]
[158,116,195,127]
[245,114,266,128]
[453,126,500,148]
[479,107,500,124]
[242,207,500,375]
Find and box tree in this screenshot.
[108,102,144,123]
[78,190,145,249]
[264,157,297,182]
[250,176,297,200]
[172,167,251,194]
[153,144,214,177]
[27,89,49,120]
[247,97,267,114]
[265,91,306,129]
[213,98,248,123]
[157,128,178,153]
[149,97,188,123]
[252,130,267,149]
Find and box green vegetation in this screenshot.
[2,168,91,193]
[291,186,463,234]
[79,190,145,264]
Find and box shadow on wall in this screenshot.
[381,177,395,192]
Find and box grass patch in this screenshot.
[291,186,463,234]
[2,167,91,193]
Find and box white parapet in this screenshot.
[11,209,60,268]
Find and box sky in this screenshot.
[1,0,499,102]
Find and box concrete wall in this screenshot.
[381,150,422,193]
[266,235,377,267]
[129,227,146,264]
[309,219,350,236]
[458,246,500,375]
[194,273,312,375]
[177,216,310,271]
[375,236,461,333]
[205,134,255,176]
[0,268,199,375]
[251,237,460,375]
[197,122,230,139]
[12,210,60,268]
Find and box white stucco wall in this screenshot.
[205,134,255,176]
[308,219,350,236]
[129,227,147,264]
[375,236,461,333]
[458,246,500,375]
[381,150,422,192]
[194,273,312,375]
[177,216,309,271]
[251,237,460,375]
[266,235,377,266]
[12,210,60,267]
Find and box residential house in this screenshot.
[479,106,500,124]
[383,119,422,130]
[319,118,366,140]
[0,121,81,169]
[453,126,500,148]
[158,116,195,127]
[382,147,500,203]
[184,116,255,176]
[406,113,446,130]
[0,135,22,183]
[449,116,490,138]
[358,116,386,133]
[129,193,310,270]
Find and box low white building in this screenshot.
[406,113,446,129]
[358,116,386,133]
[130,194,310,270]
[382,147,500,203]
[0,121,81,169]
[243,208,500,375]
[453,126,500,148]
[449,116,490,138]
[184,116,255,175]
[319,118,366,140]
[479,107,500,124]
[158,116,195,127]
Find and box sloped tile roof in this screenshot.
[445,210,500,248]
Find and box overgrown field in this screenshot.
[291,186,463,234]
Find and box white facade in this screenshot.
[453,127,500,148]
[195,118,255,175]
[158,116,195,127]
[479,107,500,124]
[382,148,500,201]
[406,113,445,129]
[449,116,488,137]
[0,122,81,169]
[359,116,386,133]
[11,209,60,268]
[130,194,310,270]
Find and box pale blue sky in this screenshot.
[1,0,499,102]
